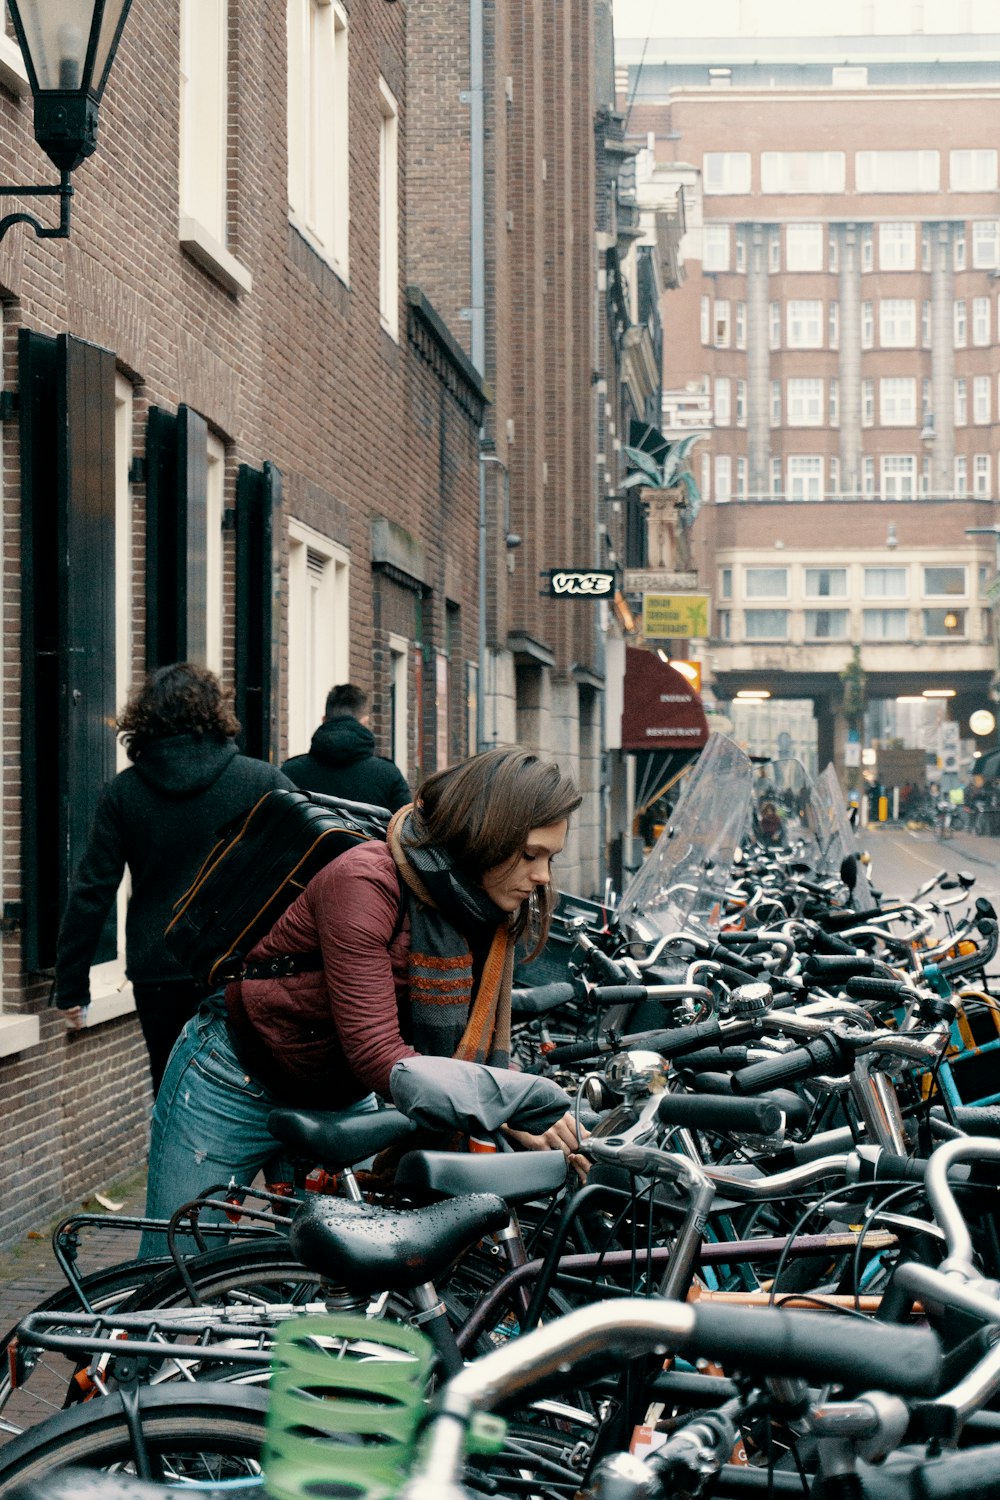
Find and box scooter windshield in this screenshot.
[618,733,752,943]
[750,757,824,865]
[812,763,874,910]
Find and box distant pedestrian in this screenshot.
[282,683,411,812]
[52,663,293,1095]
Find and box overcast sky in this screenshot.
[613,0,1000,39]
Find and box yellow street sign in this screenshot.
[643,593,711,640]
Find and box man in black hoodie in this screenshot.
[282,684,411,814]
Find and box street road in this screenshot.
[862,822,1000,915]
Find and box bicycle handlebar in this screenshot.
[656,1091,785,1136]
[730,1031,857,1094]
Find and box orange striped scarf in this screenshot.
[387,807,514,1067]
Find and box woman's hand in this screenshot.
[502,1109,590,1179]
[62,1006,87,1032]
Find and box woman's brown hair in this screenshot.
[410,748,582,956]
[118,663,240,761]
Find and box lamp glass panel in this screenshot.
[10,0,97,91]
[92,0,131,97]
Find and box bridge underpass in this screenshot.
[709,664,997,774]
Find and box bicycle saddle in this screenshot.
[267,1105,417,1168]
[289,1192,510,1293]
[394,1148,567,1204]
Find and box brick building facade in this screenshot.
[0,0,491,1246]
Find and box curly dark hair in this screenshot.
[118,663,240,761]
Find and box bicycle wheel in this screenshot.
[118,1238,324,1313]
[0,1257,175,1435]
[0,1383,267,1495]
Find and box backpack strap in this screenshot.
[240,866,407,982]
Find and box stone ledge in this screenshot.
[179,217,253,297]
[0,1013,39,1059]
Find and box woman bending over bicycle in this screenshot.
[138,747,585,1256]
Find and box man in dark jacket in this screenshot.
[282,684,411,812]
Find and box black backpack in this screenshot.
[165,788,392,988]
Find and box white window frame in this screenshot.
[703,223,730,272]
[205,432,226,677]
[745,567,789,599]
[788,455,823,501]
[862,378,875,427]
[378,77,399,338]
[769,301,781,349]
[388,632,409,778]
[974,374,991,425]
[760,152,845,193]
[954,299,967,348]
[955,377,968,426]
[879,377,916,427]
[973,296,991,346]
[954,224,967,271]
[703,152,751,195]
[179,0,226,245]
[286,520,350,757]
[861,301,874,349]
[955,455,968,497]
[786,223,824,272]
[787,299,823,349]
[713,299,730,348]
[951,149,998,191]
[856,150,940,193]
[714,454,732,502]
[879,222,916,271]
[881,454,916,499]
[973,221,1000,269]
[879,299,916,348]
[975,454,991,497]
[700,294,710,344]
[787,377,824,427]
[829,455,839,494]
[714,377,731,426]
[287,0,350,281]
[829,300,839,349]
[829,377,839,427]
[735,301,746,348]
[735,379,747,427]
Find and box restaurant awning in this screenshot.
[621,645,710,812]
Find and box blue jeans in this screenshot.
[139,995,376,1259]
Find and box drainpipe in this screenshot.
[469,0,486,373]
[478,451,505,751]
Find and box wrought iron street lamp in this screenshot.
[0,0,133,242]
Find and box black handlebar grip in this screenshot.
[586,985,651,1006]
[656,1092,784,1136]
[845,976,908,1001]
[816,906,877,932]
[684,1302,941,1395]
[811,931,862,957]
[674,1046,750,1071]
[804,954,881,979]
[639,1016,725,1060]
[510,981,580,1015]
[730,1032,856,1095]
[541,1036,609,1066]
[586,947,633,985]
[706,942,758,973]
[852,1146,931,1184]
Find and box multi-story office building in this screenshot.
[617,27,1000,764]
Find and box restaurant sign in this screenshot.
[642,592,711,639]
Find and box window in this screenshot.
[921,378,931,419]
[829,454,839,494]
[736,456,747,499]
[975,454,991,496]
[788,455,823,500]
[720,567,733,599]
[786,223,824,271]
[864,567,906,598]
[829,300,839,348]
[880,377,916,426]
[378,78,399,337]
[954,300,967,348]
[700,294,710,343]
[287,521,350,754]
[703,223,730,271]
[880,299,916,347]
[388,635,409,777]
[829,230,839,272]
[205,432,225,674]
[974,374,990,425]
[714,455,732,502]
[829,377,839,426]
[735,379,747,426]
[921,454,931,496]
[714,300,730,347]
[717,609,731,640]
[863,609,908,640]
[921,300,931,347]
[923,608,966,637]
[714,377,731,425]
[955,455,968,496]
[745,567,788,598]
[735,302,746,347]
[287,0,350,277]
[954,224,967,270]
[770,380,781,426]
[922,224,932,270]
[856,150,940,193]
[179,0,227,246]
[974,297,991,346]
[770,301,781,348]
[787,299,823,348]
[861,301,874,348]
[923,566,966,596]
[879,222,916,270]
[881,454,915,499]
[973,221,1000,269]
[734,233,747,272]
[861,225,874,271]
[805,609,849,640]
[771,457,783,497]
[760,152,846,193]
[805,567,847,597]
[955,378,968,425]
[703,152,751,194]
[951,150,998,191]
[769,231,781,272]
[745,610,789,640]
[788,377,824,426]
[862,378,874,427]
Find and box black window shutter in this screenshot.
[145,404,209,669]
[21,330,117,971]
[235,460,282,761]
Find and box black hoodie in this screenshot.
[282,715,411,813]
[53,735,293,1005]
